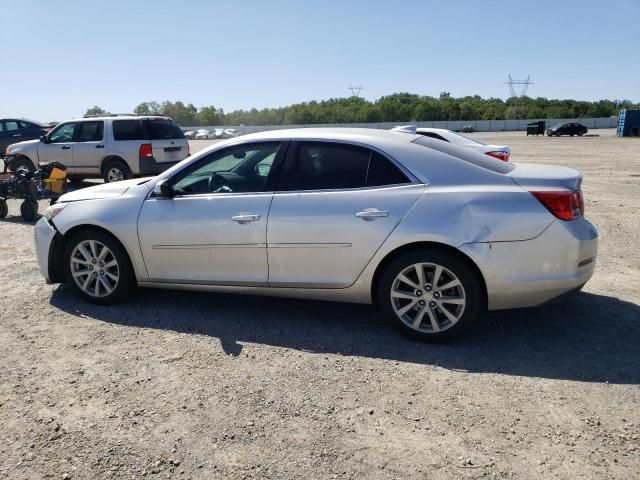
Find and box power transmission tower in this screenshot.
[505,75,533,119]
[348,84,364,97]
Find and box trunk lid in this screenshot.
[506,163,582,191]
[143,118,189,163]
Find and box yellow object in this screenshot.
[44,167,67,193]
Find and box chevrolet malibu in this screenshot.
[34,128,598,341]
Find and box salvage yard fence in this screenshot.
[185,117,618,135]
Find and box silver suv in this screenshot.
[3,115,189,182]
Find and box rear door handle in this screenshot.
[61,145,71,150]
[96,144,104,148]
[231,213,260,223]
[356,209,389,220]
[11,134,21,137]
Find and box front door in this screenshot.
[37,121,77,169]
[267,141,423,288]
[137,141,285,284]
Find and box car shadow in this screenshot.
[49,287,640,385]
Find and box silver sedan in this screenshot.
[34,128,598,341]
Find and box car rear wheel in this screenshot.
[377,250,484,341]
[64,229,136,304]
[102,159,131,183]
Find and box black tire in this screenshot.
[570,133,574,137]
[10,157,36,175]
[0,199,8,219]
[63,229,136,304]
[376,249,485,342]
[20,199,38,221]
[102,159,131,183]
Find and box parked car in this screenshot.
[183,130,196,139]
[194,129,214,140]
[460,125,476,133]
[546,123,587,137]
[223,128,239,138]
[393,126,511,161]
[3,115,189,182]
[34,128,597,341]
[0,118,51,154]
[213,128,226,138]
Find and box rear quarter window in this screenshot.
[113,120,146,141]
[144,119,185,140]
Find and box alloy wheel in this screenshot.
[390,262,466,333]
[70,240,120,298]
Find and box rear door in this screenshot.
[266,141,423,288]
[70,120,105,176]
[143,118,189,164]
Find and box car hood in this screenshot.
[6,138,39,153]
[59,178,151,202]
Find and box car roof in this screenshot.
[65,115,173,122]
[204,127,514,180]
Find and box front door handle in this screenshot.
[61,145,71,150]
[11,134,22,137]
[96,144,104,148]
[356,209,389,220]
[231,213,260,223]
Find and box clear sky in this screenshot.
[1,0,639,121]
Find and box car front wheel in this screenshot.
[64,229,136,304]
[377,250,484,341]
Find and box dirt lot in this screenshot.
[1,129,638,479]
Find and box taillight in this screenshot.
[485,151,510,162]
[139,143,153,160]
[530,191,584,220]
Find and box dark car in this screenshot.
[546,122,587,137]
[0,119,51,154]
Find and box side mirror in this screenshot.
[153,179,174,197]
[40,135,50,144]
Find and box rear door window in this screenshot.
[144,119,185,140]
[3,121,20,132]
[75,121,104,142]
[283,142,410,191]
[113,120,146,141]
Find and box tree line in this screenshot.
[84,94,638,127]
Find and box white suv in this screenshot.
[3,115,189,182]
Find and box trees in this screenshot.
[122,95,637,126]
[84,106,109,117]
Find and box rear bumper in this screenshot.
[460,218,598,310]
[34,217,57,283]
[138,157,180,175]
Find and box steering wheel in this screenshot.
[208,173,232,193]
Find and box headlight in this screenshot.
[43,202,67,221]
[5,146,13,154]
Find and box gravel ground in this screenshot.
[0,129,638,479]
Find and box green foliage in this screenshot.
[84,106,109,117]
[127,96,638,126]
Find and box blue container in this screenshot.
[617,109,640,137]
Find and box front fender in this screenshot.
[51,190,149,280]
